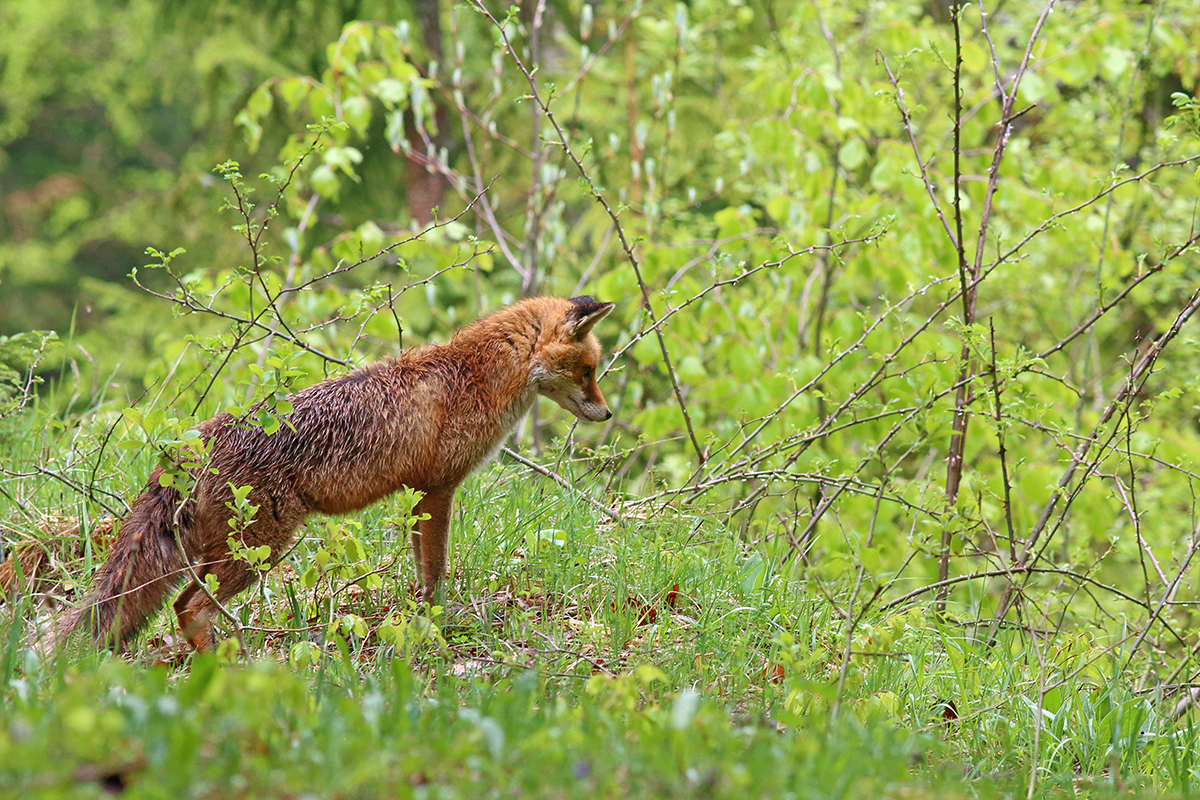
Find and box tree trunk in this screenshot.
[406,0,449,225]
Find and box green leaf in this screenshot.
[374,78,407,106]
[259,410,281,436]
[278,77,311,111]
[634,664,667,685]
[301,566,319,589]
[246,84,273,118]
[838,138,868,170]
[234,109,263,153]
[738,554,767,594]
[1017,72,1048,104]
[289,641,320,668]
[357,220,385,254]
[341,95,372,137]
[311,164,340,200]
[324,146,364,176]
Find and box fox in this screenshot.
[43,295,615,653]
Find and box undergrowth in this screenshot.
[2,444,1198,798]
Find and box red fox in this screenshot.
[45,295,614,652]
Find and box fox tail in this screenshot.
[43,481,190,652]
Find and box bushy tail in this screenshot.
[44,480,190,652]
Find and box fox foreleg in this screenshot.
[413,488,454,607]
[172,580,210,651]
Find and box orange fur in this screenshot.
[45,295,614,652]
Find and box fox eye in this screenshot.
[582,366,594,380]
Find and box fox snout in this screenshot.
[540,373,613,422]
[574,396,613,422]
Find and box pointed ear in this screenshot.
[566,296,615,339]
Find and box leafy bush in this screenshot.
[4,0,1200,795]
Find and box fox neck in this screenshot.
[477,362,539,434]
[444,325,542,440]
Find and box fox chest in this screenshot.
[435,392,536,479]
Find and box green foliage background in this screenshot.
[4,0,1200,795]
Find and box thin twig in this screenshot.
[472,1,707,468]
[502,447,623,524]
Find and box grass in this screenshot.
[2,651,948,798]
[2,454,1198,798]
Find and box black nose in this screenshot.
[602,408,612,420]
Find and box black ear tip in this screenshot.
[567,295,613,317]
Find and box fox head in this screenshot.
[532,295,615,422]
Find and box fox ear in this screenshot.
[566,296,615,339]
